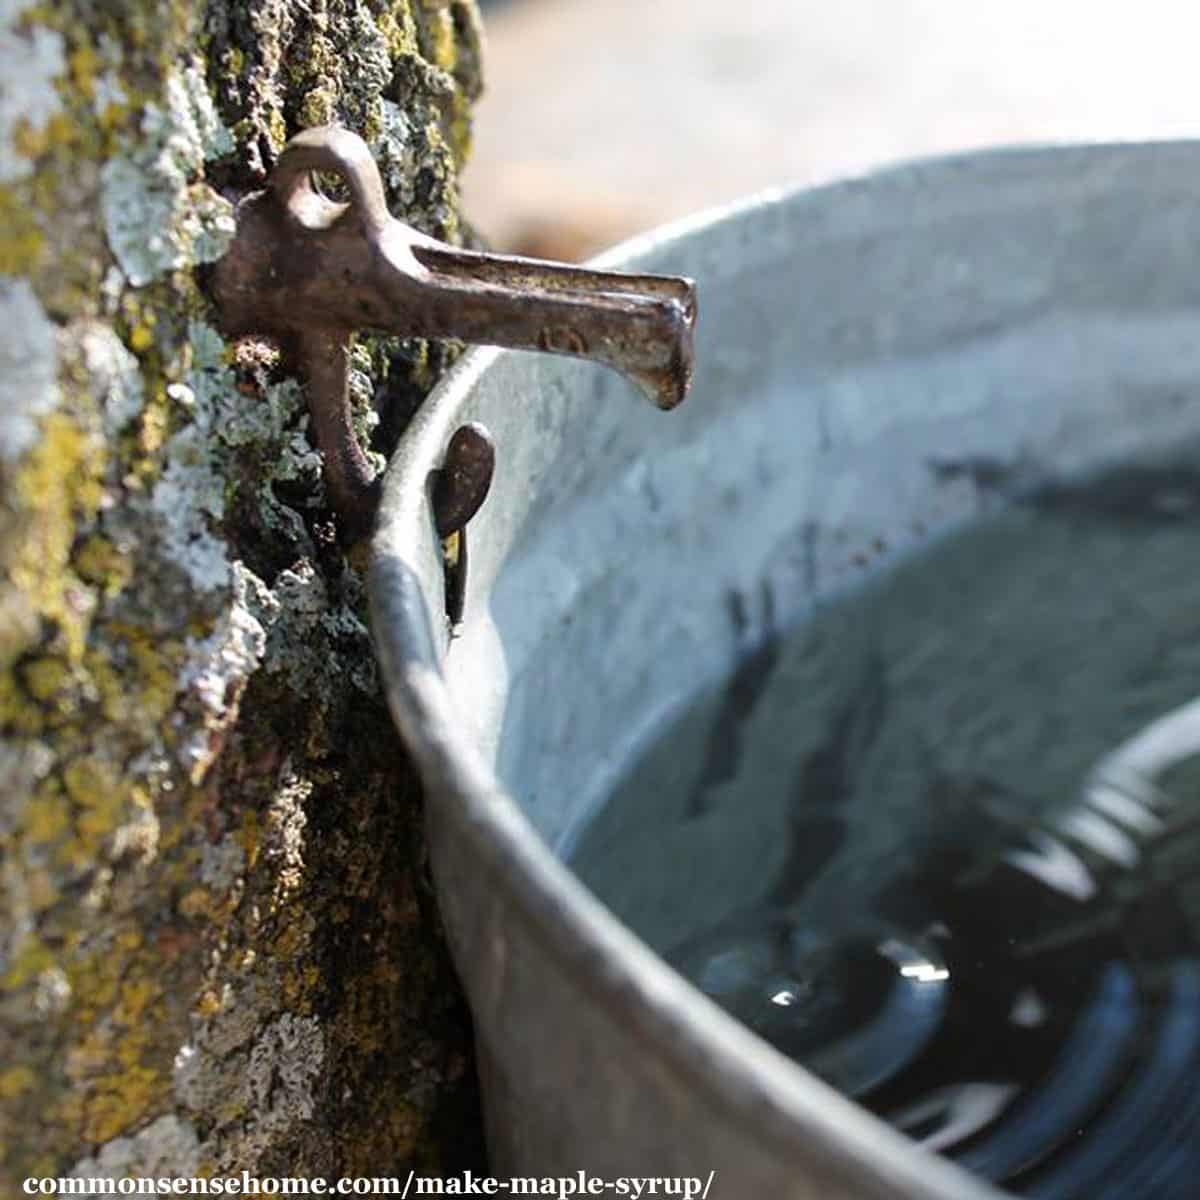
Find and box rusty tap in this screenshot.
[210,126,697,536]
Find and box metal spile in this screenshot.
[211,125,697,537]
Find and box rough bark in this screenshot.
[0,0,485,1185]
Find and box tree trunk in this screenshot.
[1,0,485,1184]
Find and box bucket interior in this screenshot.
[444,145,1200,872]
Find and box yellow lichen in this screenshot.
[271,920,309,961]
[46,927,176,1145]
[0,667,52,736]
[21,655,72,704]
[17,768,69,844]
[0,186,44,275]
[448,90,473,167]
[240,808,260,869]
[83,644,130,725]
[137,385,170,455]
[113,976,158,1025]
[423,3,457,72]
[379,5,420,58]
[2,935,57,989]
[77,1066,162,1145]
[73,534,134,598]
[0,1066,38,1099]
[108,624,182,724]
[63,754,132,850]
[25,868,61,911]
[67,43,99,102]
[195,989,221,1018]
[9,410,106,667]
[60,1011,165,1142]
[177,887,210,919]
[19,783,71,844]
[10,110,73,170]
[300,86,338,129]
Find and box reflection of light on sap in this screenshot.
[1096,693,1200,780]
[1000,694,1200,904]
[901,962,950,984]
[891,1082,1020,1153]
[878,938,950,984]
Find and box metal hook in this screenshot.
[210,125,697,539]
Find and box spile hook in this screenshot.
[211,126,697,537]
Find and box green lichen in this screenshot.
[101,62,235,287]
[0,10,65,185]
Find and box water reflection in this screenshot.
[662,693,1200,1195]
[571,459,1200,1198]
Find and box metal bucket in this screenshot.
[369,143,1200,1198]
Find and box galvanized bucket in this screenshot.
[369,143,1200,1198]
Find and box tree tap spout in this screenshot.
[211,125,697,537]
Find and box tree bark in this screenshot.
[1,0,485,1184]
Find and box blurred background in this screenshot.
[465,0,1200,260]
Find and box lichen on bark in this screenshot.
[1,0,485,1185]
